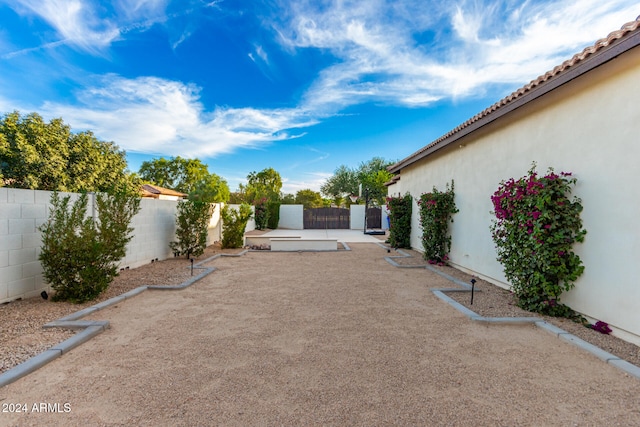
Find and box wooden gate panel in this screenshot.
[367,207,382,229]
[304,207,350,229]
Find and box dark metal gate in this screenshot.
[367,207,382,229]
[304,207,350,229]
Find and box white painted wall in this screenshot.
[279,205,304,229]
[350,205,365,230]
[0,189,223,303]
[394,46,640,343]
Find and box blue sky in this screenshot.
[1,1,637,194]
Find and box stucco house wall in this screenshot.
[389,31,640,343]
[279,205,304,229]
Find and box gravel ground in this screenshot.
[0,244,235,374]
[388,248,640,367]
[1,243,640,426]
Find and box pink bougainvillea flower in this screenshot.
[591,321,612,334]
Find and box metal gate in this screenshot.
[367,207,382,229]
[303,207,350,229]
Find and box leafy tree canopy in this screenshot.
[138,156,229,203]
[295,189,324,209]
[189,173,230,204]
[281,193,296,204]
[0,111,136,192]
[244,167,282,203]
[320,157,394,205]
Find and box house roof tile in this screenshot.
[141,184,188,198]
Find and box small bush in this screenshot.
[267,200,280,229]
[386,193,412,248]
[39,191,140,303]
[490,165,586,316]
[170,200,215,258]
[221,204,253,249]
[254,198,269,230]
[418,181,458,264]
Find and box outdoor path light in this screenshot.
[470,278,477,305]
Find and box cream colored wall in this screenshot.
[398,46,640,343]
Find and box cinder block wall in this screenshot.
[0,189,223,304]
[0,188,55,302]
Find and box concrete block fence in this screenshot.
[0,188,234,304]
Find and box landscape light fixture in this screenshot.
[470,278,477,305]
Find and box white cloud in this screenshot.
[5,0,638,166]
[4,0,171,53]
[281,171,333,194]
[40,75,318,158]
[273,0,639,109]
[6,0,121,52]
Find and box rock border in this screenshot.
[383,245,640,380]
[0,251,248,388]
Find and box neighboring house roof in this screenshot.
[388,17,640,174]
[384,175,400,187]
[141,184,188,198]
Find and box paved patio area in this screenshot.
[1,243,639,426]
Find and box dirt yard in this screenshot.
[1,243,640,426]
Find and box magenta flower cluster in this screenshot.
[419,181,458,264]
[591,321,612,334]
[489,165,586,317]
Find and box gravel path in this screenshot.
[389,248,640,367]
[1,243,639,426]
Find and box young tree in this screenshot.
[170,200,215,258]
[221,204,253,249]
[39,190,141,303]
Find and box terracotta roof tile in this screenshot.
[388,17,640,173]
[141,184,188,198]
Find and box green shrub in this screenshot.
[170,200,215,258]
[386,193,412,248]
[267,200,280,229]
[418,181,458,264]
[490,165,586,316]
[221,203,253,249]
[39,191,140,303]
[254,198,269,230]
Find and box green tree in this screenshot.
[221,204,253,249]
[254,198,269,230]
[357,157,394,205]
[170,200,215,258]
[189,173,230,203]
[245,167,282,203]
[281,193,295,204]
[138,156,229,202]
[320,157,394,205]
[320,165,358,202]
[0,111,134,192]
[38,190,141,303]
[138,156,206,193]
[295,189,324,209]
